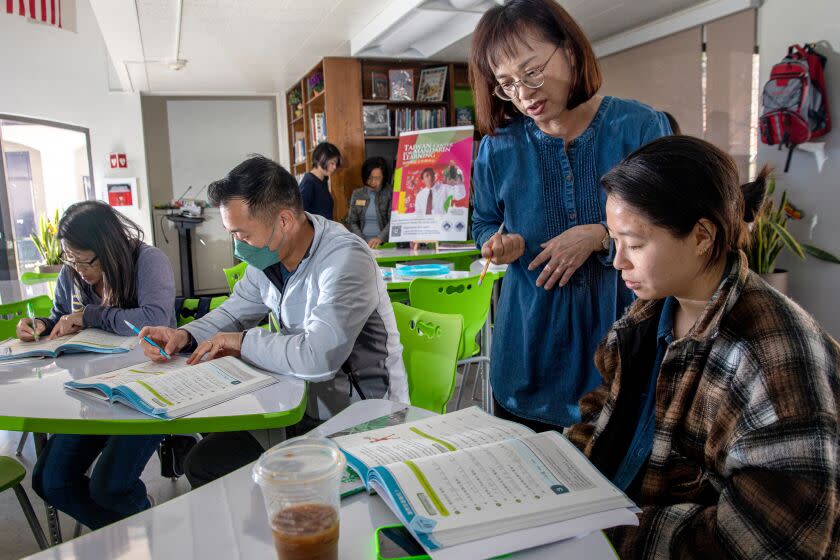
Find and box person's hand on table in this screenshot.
[481,233,525,265]
[138,326,190,362]
[16,318,46,342]
[368,237,383,249]
[187,332,243,365]
[47,311,84,339]
[529,224,605,290]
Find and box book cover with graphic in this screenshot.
[390,125,474,242]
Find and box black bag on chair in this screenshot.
[157,435,198,478]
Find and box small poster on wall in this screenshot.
[417,66,447,102]
[389,125,475,242]
[105,177,137,208]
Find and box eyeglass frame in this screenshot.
[59,253,100,271]
[493,45,561,101]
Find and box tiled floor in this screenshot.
[0,364,486,559]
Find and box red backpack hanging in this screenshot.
[759,43,831,172]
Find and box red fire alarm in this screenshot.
[118,153,127,168]
[109,153,118,168]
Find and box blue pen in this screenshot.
[123,320,170,359]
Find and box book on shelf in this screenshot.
[371,71,389,100]
[363,104,391,137]
[393,108,447,135]
[389,69,414,101]
[310,112,327,145]
[332,406,638,560]
[0,329,135,361]
[64,356,279,420]
[417,66,448,102]
[455,106,474,126]
[293,134,306,164]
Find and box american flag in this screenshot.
[5,0,62,28]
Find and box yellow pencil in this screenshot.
[478,222,505,286]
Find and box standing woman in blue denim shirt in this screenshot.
[469,0,671,430]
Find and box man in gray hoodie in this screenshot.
[140,155,408,486]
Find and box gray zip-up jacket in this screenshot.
[181,213,409,421]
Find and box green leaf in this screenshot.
[768,222,805,259]
[803,244,840,264]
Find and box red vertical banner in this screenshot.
[6,1,13,14]
[18,0,24,15]
[27,0,33,18]
[39,0,45,20]
[49,0,53,23]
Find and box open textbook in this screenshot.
[0,329,135,361]
[64,356,278,419]
[332,407,638,560]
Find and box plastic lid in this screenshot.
[252,436,346,486]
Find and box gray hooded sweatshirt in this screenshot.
[181,213,409,421]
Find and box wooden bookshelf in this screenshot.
[285,57,474,221]
[286,58,364,220]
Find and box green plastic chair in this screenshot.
[0,295,54,339]
[408,274,496,408]
[0,456,48,550]
[392,303,463,414]
[177,296,229,327]
[20,271,60,299]
[222,261,248,294]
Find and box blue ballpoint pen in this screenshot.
[123,320,170,359]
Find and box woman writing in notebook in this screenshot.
[567,136,839,559]
[19,201,177,530]
[469,0,671,432]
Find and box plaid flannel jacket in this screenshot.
[567,252,839,559]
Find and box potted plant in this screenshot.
[30,209,63,273]
[747,175,840,293]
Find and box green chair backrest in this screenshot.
[407,274,494,360]
[177,296,229,327]
[392,302,463,414]
[223,261,248,294]
[0,295,54,339]
[0,456,27,493]
[19,272,60,285]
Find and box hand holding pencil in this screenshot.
[478,223,525,285]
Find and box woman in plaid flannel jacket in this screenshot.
[567,136,839,559]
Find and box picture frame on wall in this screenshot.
[105,177,138,209]
[389,69,414,101]
[371,72,389,99]
[417,66,448,102]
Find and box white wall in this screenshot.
[757,0,840,337]
[0,0,151,237]
[166,99,279,202]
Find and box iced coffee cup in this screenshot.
[252,436,346,560]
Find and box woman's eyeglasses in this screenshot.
[494,46,560,101]
[59,254,100,271]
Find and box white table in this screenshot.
[0,347,307,435]
[23,400,619,560]
[0,347,307,546]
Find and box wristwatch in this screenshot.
[600,227,610,252]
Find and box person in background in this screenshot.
[138,155,408,488]
[23,201,176,530]
[567,136,839,559]
[346,156,393,248]
[469,0,671,433]
[299,141,341,220]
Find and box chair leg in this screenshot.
[13,485,49,550]
[454,362,472,410]
[470,361,483,401]
[34,433,63,546]
[16,432,29,456]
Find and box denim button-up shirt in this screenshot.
[472,96,671,426]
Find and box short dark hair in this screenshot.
[663,111,681,134]
[57,201,144,309]
[601,136,769,269]
[361,156,390,185]
[469,0,601,136]
[312,142,342,170]
[421,168,435,181]
[208,154,302,220]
